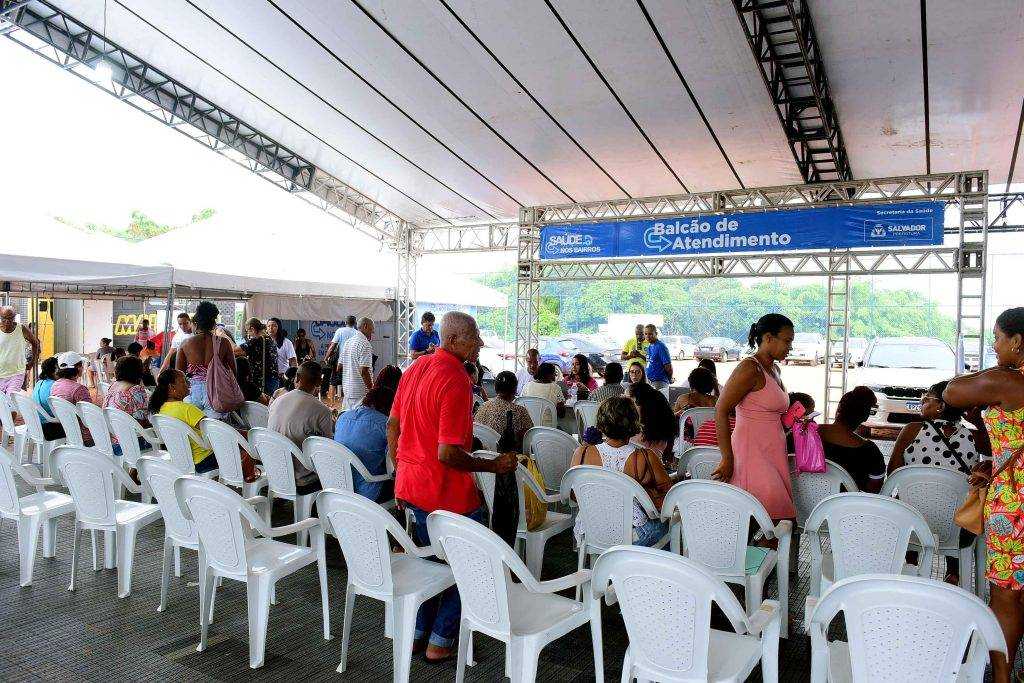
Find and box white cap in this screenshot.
[57,351,85,369]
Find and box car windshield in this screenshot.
[699,337,733,346]
[793,333,820,343]
[866,341,954,370]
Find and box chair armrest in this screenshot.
[530,569,591,594]
[111,465,143,495]
[140,427,162,448]
[363,472,394,483]
[804,596,818,629]
[261,516,320,539]
[245,495,270,508]
[746,599,780,636]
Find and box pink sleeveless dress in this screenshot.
[730,361,795,520]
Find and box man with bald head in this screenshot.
[340,316,375,410]
[0,306,39,392]
[388,310,516,662]
[268,360,335,491]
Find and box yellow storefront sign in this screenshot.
[114,313,157,337]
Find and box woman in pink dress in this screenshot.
[712,314,796,520]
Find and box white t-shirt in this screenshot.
[515,367,534,396]
[340,330,373,408]
[331,326,356,365]
[169,329,193,351]
[275,337,297,374]
[523,380,564,405]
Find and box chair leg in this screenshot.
[392,599,417,683]
[590,598,605,683]
[41,515,58,558]
[115,525,138,598]
[14,432,26,464]
[295,496,314,548]
[104,530,116,570]
[620,647,634,683]
[509,637,539,683]
[68,521,80,592]
[15,515,42,587]
[455,620,471,683]
[575,543,587,602]
[524,533,546,578]
[246,576,273,669]
[90,530,99,571]
[337,586,356,673]
[158,536,173,613]
[198,555,216,652]
[174,546,182,578]
[315,529,330,640]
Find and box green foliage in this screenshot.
[475,269,957,345]
[57,209,216,242]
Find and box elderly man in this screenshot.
[340,317,374,410]
[621,323,649,370]
[515,347,540,396]
[644,324,673,390]
[0,306,39,393]
[388,311,516,662]
[267,361,334,491]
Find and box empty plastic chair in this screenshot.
[13,392,66,476]
[239,400,269,429]
[677,446,722,480]
[523,426,577,494]
[807,574,1006,683]
[574,400,599,439]
[514,463,572,578]
[52,445,161,598]
[790,459,859,575]
[77,401,115,461]
[591,546,781,683]
[249,428,318,547]
[0,446,75,586]
[304,436,393,502]
[515,396,557,429]
[661,480,791,636]
[106,407,163,472]
[317,489,453,681]
[201,418,267,498]
[427,509,593,683]
[151,414,218,478]
[472,422,500,452]
[49,396,86,448]
[0,391,29,462]
[175,476,329,669]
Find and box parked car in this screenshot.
[477,336,515,375]
[786,332,827,366]
[539,336,608,376]
[661,335,697,360]
[694,337,742,362]
[830,337,869,368]
[852,336,957,434]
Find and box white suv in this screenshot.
[786,332,827,366]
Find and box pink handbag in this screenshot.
[792,419,826,473]
[207,334,244,413]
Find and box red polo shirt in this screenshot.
[393,348,478,513]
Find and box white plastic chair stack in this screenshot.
[304,436,393,504]
[574,400,599,440]
[523,426,577,494]
[175,476,329,669]
[249,427,318,547]
[317,489,453,681]
[0,446,75,586]
[880,465,975,591]
[514,463,572,578]
[50,397,86,448]
[427,509,592,683]
[661,480,791,636]
[591,546,781,683]
[472,422,500,452]
[239,401,269,429]
[151,414,218,478]
[13,393,66,476]
[0,391,29,462]
[676,406,715,452]
[52,445,161,598]
[515,396,557,429]
[677,446,722,480]
[807,574,1006,683]
[201,418,268,498]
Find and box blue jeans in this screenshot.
[634,518,669,547]
[409,504,486,648]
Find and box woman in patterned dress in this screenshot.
[945,307,1024,683]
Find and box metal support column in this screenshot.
[823,252,851,421]
[955,172,989,372]
[514,212,541,371]
[162,274,175,365]
[394,225,418,365]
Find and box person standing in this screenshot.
[944,307,1024,683]
[340,317,374,410]
[161,312,194,371]
[388,311,516,662]
[712,313,796,521]
[0,306,39,393]
[267,317,297,384]
[621,323,648,371]
[643,324,673,390]
[325,316,357,404]
[175,301,236,418]
[96,337,114,361]
[293,328,317,363]
[409,311,440,359]
[134,317,152,345]
[242,317,277,395]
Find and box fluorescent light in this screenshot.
[92,61,112,84]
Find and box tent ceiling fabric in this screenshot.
[50,0,1024,227]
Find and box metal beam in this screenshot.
[412,221,518,254]
[732,0,853,182]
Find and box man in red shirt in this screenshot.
[388,311,515,662]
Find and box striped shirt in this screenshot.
[692,417,735,447]
[340,330,373,408]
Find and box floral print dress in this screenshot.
[983,404,1024,588]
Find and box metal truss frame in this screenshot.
[513,215,541,371]
[411,221,518,254]
[394,227,418,364]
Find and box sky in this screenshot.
[1,36,1020,326]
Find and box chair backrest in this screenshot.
[304,436,357,492]
[106,407,153,468]
[662,480,773,578]
[470,450,500,519]
[591,546,752,682]
[151,414,203,474]
[561,465,656,550]
[13,392,48,443]
[523,426,577,492]
[249,427,308,497]
[792,459,859,526]
[52,446,119,527]
[138,455,196,546]
[472,394,484,415]
[472,423,500,452]
[77,401,114,457]
[880,465,969,550]
[574,400,599,437]
[806,493,937,587]
[514,395,556,428]
[677,446,722,480]
[49,397,85,447]
[240,401,269,429]
[98,381,111,398]
[199,418,248,485]
[0,391,19,438]
[809,574,1007,682]
[0,447,24,517]
[174,476,254,578]
[678,407,715,443]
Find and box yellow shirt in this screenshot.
[159,401,213,464]
[622,337,649,368]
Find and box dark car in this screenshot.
[694,337,742,362]
[540,335,608,377]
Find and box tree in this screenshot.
[58,209,216,242]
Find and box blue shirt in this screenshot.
[645,340,672,382]
[409,328,440,353]
[333,405,389,501]
[33,378,55,418]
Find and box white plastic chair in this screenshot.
[661,480,791,636]
[523,426,577,494]
[807,574,1006,683]
[804,492,937,615]
[106,406,163,472]
[472,422,500,452]
[574,400,599,439]
[591,546,781,683]
[239,400,269,429]
[677,446,722,480]
[50,396,86,448]
[200,418,268,498]
[514,463,572,578]
[304,436,393,502]
[0,391,28,462]
[790,459,859,575]
[175,476,329,669]
[151,413,218,478]
[249,427,318,547]
[427,509,592,683]
[676,406,715,452]
[515,395,557,428]
[880,465,975,591]
[0,446,75,586]
[317,489,453,681]
[52,445,161,598]
[13,392,66,476]
[77,401,115,461]
[98,381,111,398]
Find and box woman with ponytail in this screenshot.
[712,313,796,521]
[175,301,235,417]
[149,368,216,473]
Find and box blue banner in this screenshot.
[539,201,946,260]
